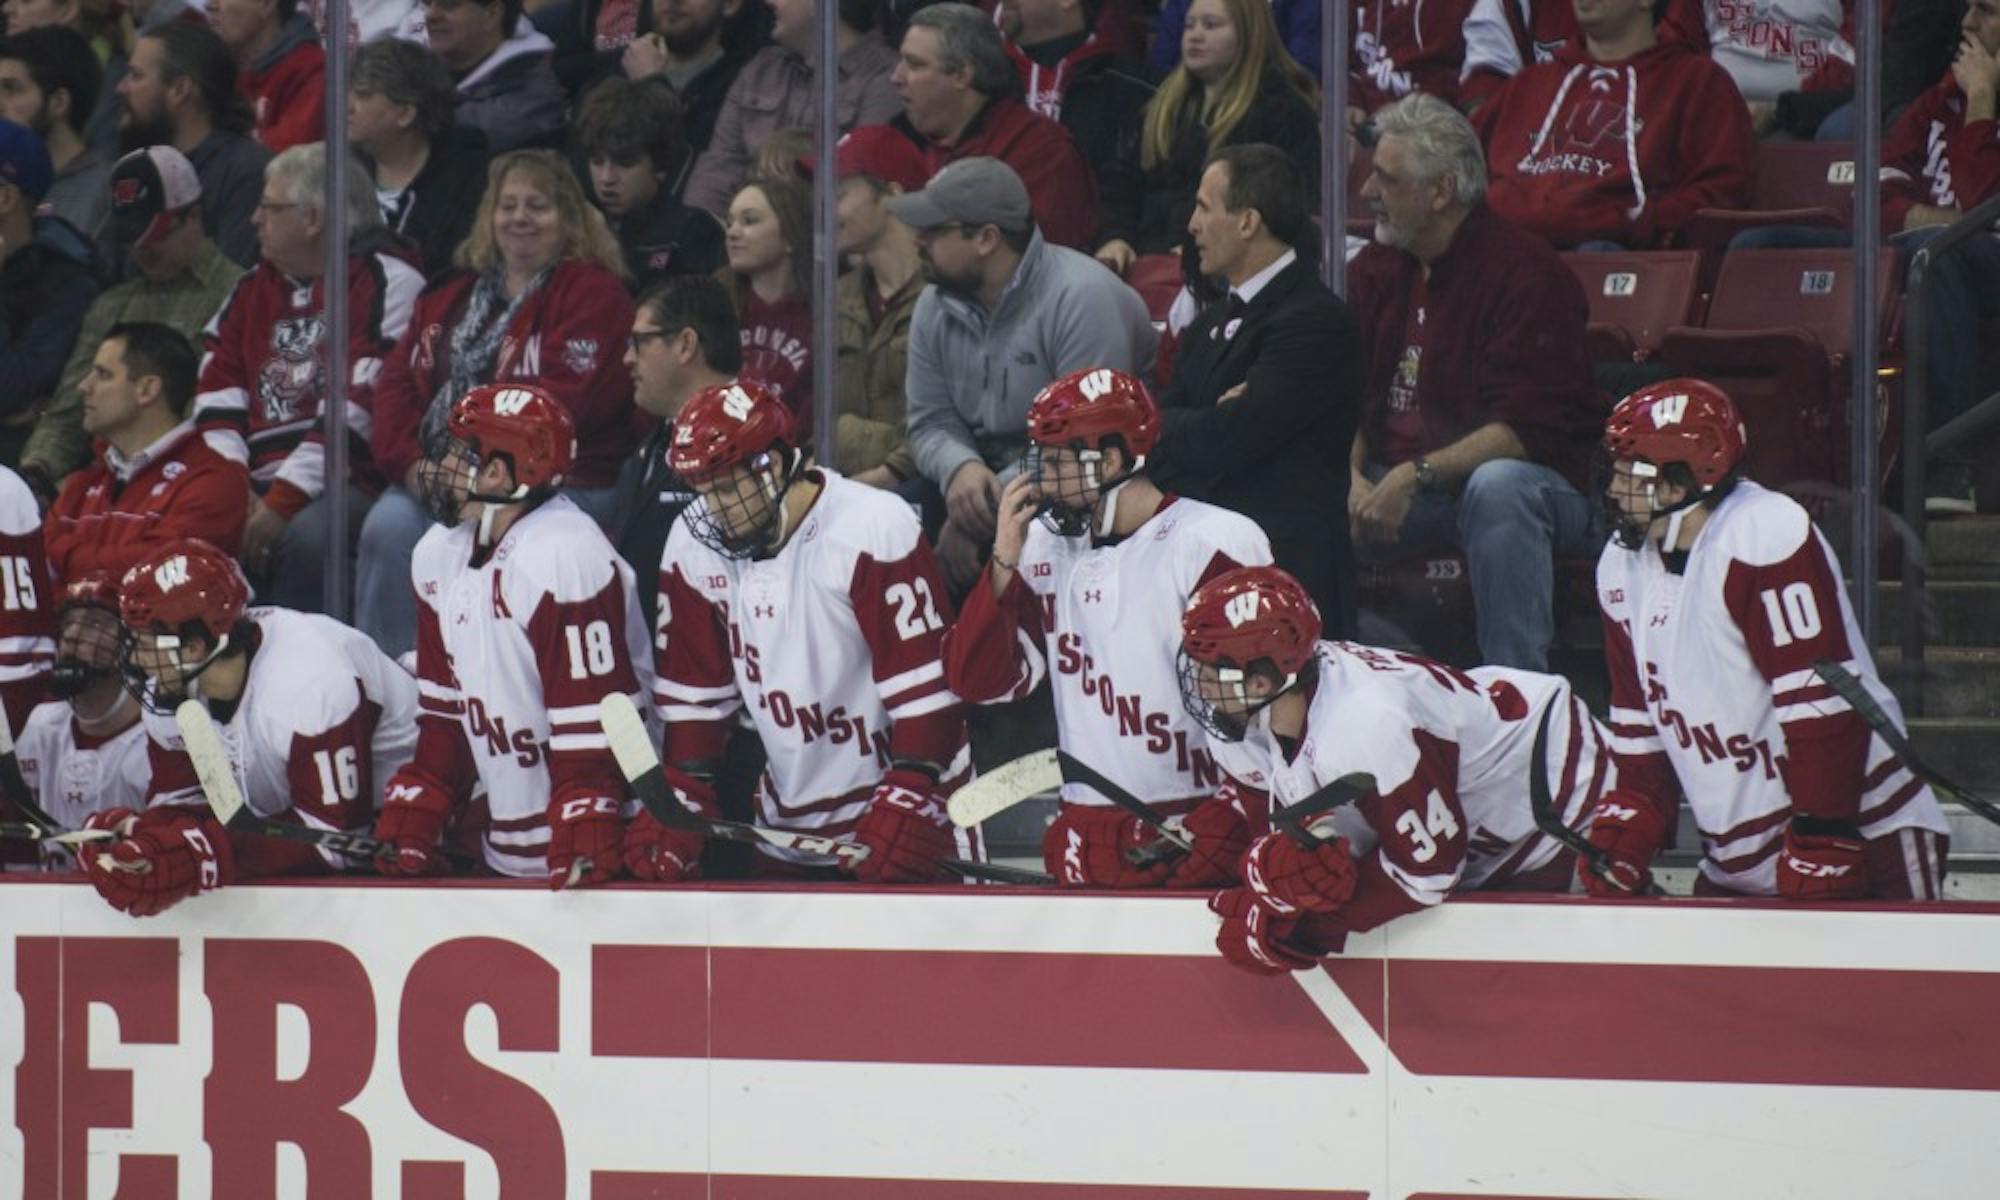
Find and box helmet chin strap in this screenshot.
[1089,451,1145,540]
[1631,461,1708,552]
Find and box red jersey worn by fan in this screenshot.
[402,496,653,876]
[43,421,251,586]
[737,290,815,442]
[1476,42,1754,248]
[0,467,53,735]
[1879,74,2000,234]
[1352,0,1478,114]
[656,470,972,866]
[193,236,422,516]
[1597,482,1950,894]
[134,607,419,879]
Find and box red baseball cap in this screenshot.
[797,125,930,193]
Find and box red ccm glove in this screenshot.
[1775,816,1869,901]
[374,772,455,876]
[547,789,626,890]
[1209,888,1322,976]
[1242,829,1358,915]
[851,768,956,883]
[1162,795,1251,887]
[81,806,236,917]
[622,767,717,882]
[1042,803,1175,887]
[1576,788,1670,897]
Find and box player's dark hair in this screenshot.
[1660,461,1742,508]
[1208,143,1307,247]
[148,23,255,134]
[575,75,690,180]
[107,321,199,418]
[0,27,101,136]
[637,275,744,374]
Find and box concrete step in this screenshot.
[1876,647,2000,718]
[1876,581,2000,647]
[1926,515,2000,565]
[1907,716,2000,792]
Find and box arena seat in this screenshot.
[1682,141,1856,254]
[1561,250,1704,362]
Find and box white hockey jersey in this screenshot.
[142,607,419,867]
[0,466,53,735]
[655,471,969,860]
[407,496,653,877]
[12,701,148,870]
[943,496,1272,808]
[1597,481,1948,894]
[1210,641,1612,930]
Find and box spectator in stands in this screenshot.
[884,2,1099,250]
[1347,94,1604,671]
[1458,0,1704,114]
[575,75,726,294]
[192,143,423,612]
[993,0,1155,186]
[210,0,324,151]
[606,0,752,159]
[1700,0,1853,127]
[44,320,251,584]
[0,120,99,465]
[1351,0,1476,123]
[824,124,927,486]
[348,37,489,281]
[682,0,900,218]
[0,27,110,240]
[357,148,636,656]
[21,147,238,505]
[422,0,565,153]
[1151,0,1320,74]
[1151,144,1363,633]
[1474,0,1753,249]
[1,0,129,155]
[721,176,815,438]
[1093,0,1316,281]
[614,274,735,627]
[893,156,1154,584]
[116,22,270,266]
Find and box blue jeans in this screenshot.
[260,488,377,614]
[1362,458,1601,671]
[354,483,621,659]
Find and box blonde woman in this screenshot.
[1093,0,1318,278]
[357,149,638,656]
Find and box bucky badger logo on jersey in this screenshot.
[258,316,326,423]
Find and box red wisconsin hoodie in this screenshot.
[1879,73,2000,236]
[1475,40,1754,248]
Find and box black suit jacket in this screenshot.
[1151,255,1364,634]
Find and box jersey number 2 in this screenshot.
[886,579,942,640]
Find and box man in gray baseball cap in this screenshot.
[894,153,1155,587]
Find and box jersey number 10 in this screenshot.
[1759,583,1823,648]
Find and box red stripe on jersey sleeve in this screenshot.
[1354,729,1467,913]
[525,571,642,801]
[1598,604,1681,816]
[403,597,475,802]
[1193,548,1245,589]
[847,544,967,769]
[656,564,737,768]
[284,696,385,833]
[940,565,1048,705]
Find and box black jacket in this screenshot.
[1151,254,1363,634]
[1096,71,1319,255]
[1008,34,1156,201]
[610,421,696,630]
[552,0,759,158]
[381,125,492,280]
[616,191,727,296]
[0,215,101,421]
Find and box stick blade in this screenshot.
[598,692,658,784]
[175,699,246,825]
[947,748,1061,828]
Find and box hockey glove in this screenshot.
[1162,795,1251,887]
[374,772,454,876]
[82,807,235,918]
[1776,816,1869,902]
[1243,828,1358,915]
[1577,787,1670,898]
[1042,803,1174,887]
[852,769,956,884]
[1208,887,1321,976]
[547,790,625,890]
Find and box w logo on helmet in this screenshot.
[1224,592,1263,627]
[1651,394,1688,427]
[153,556,191,592]
[491,388,537,417]
[1077,369,1115,401]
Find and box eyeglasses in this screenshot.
[254,199,301,214]
[627,328,676,354]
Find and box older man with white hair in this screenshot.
[192,140,424,611]
[1346,93,1605,671]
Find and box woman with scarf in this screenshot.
[355,148,637,658]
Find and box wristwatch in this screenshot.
[1414,458,1439,492]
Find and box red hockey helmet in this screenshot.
[668,380,797,485]
[449,382,577,492]
[118,539,251,644]
[51,570,125,698]
[1603,378,1746,489]
[58,570,120,616]
[1027,367,1160,462]
[1180,566,1322,677]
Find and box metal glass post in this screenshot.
[322,0,353,620]
[1322,1,1349,294]
[1848,0,1882,644]
[811,0,839,468]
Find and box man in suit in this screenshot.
[1152,143,1365,635]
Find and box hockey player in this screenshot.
[0,463,53,737]
[636,379,973,883]
[81,539,419,916]
[942,366,1275,886]
[372,383,652,888]
[11,573,149,869]
[1178,565,1613,974]
[1587,379,1951,899]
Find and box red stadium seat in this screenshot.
[1682,142,1856,254]
[1655,248,1896,490]
[1561,250,1704,361]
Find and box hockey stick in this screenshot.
[1056,750,1197,855]
[1267,772,1377,848]
[599,694,1051,885]
[0,822,110,846]
[173,700,474,868]
[946,747,1061,828]
[0,702,93,838]
[1528,696,1662,896]
[1812,658,2000,827]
